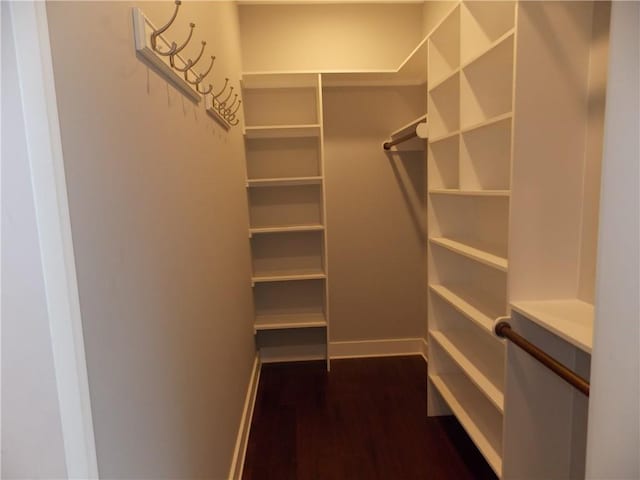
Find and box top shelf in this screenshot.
[510,299,594,353]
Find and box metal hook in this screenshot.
[150,0,181,55]
[197,83,213,95]
[226,100,242,118]
[222,94,238,113]
[197,56,216,81]
[169,24,196,68]
[180,41,207,80]
[212,78,229,99]
[218,87,234,108]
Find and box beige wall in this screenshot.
[239,3,424,72]
[46,2,255,478]
[1,5,68,477]
[323,85,427,342]
[422,1,457,36]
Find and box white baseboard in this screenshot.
[228,354,261,480]
[329,337,428,360]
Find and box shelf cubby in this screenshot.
[243,86,318,126]
[256,327,327,363]
[429,283,505,335]
[428,5,460,87]
[428,245,508,321]
[428,134,459,190]
[430,327,505,412]
[245,136,321,180]
[429,195,510,263]
[254,279,325,317]
[428,369,503,476]
[428,72,460,139]
[461,1,516,66]
[460,114,512,191]
[248,184,323,229]
[251,230,324,279]
[460,34,514,129]
[430,237,508,272]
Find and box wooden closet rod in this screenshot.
[383,130,418,150]
[495,321,590,397]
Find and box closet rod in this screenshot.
[495,321,590,397]
[383,130,419,150]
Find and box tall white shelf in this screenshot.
[242,73,330,368]
[427,2,605,479]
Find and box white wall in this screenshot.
[1,5,68,478]
[586,2,640,478]
[239,3,424,72]
[323,85,427,343]
[44,2,255,477]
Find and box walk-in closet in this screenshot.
[4,1,638,479]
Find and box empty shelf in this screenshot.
[249,224,324,235]
[510,299,594,353]
[247,176,323,188]
[461,112,512,136]
[429,189,510,197]
[252,270,326,284]
[255,312,327,331]
[429,284,504,334]
[461,30,515,71]
[429,373,503,476]
[244,125,321,139]
[429,130,460,144]
[430,237,508,272]
[430,330,504,411]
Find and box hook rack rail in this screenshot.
[132,1,240,129]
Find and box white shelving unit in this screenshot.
[427,2,604,479]
[426,3,513,477]
[242,73,330,368]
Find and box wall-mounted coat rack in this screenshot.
[132,1,240,129]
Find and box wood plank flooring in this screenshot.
[242,356,498,479]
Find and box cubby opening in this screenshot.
[429,195,510,260]
[256,328,327,363]
[251,231,325,279]
[253,279,326,330]
[248,184,323,229]
[429,298,505,410]
[461,1,516,65]
[460,116,512,190]
[243,87,318,126]
[428,345,504,475]
[428,73,460,140]
[246,137,321,180]
[428,134,459,190]
[460,35,514,129]
[428,5,460,87]
[429,245,507,329]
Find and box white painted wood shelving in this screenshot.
[426,2,604,479]
[242,73,331,367]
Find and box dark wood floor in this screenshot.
[242,356,498,480]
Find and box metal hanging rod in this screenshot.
[495,321,590,397]
[382,120,428,151]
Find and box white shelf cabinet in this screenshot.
[243,73,330,368]
[427,2,605,479]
